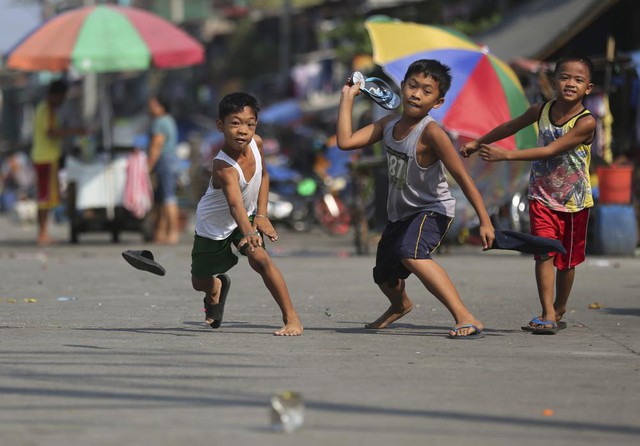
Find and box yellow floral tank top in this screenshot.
[529,101,594,212]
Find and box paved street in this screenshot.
[1,215,639,446]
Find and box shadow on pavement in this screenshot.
[602,307,640,317]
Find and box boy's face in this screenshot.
[216,106,258,153]
[554,61,593,103]
[400,73,445,119]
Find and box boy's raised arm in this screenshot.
[336,81,386,151]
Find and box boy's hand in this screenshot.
[478,144,508,161]
[342,77,362,98]
[238,231,263,253]
[254,215,278,242]
[460,140,480,158]
[478,223,495,251]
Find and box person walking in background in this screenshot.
[147,94,180,245]
[31,79,83,246]
[191,92,303,336]
[337,59,495,339]
[460,56,596,335]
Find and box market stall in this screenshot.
[5,4,204,243]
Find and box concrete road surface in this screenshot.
[1,215,639,446]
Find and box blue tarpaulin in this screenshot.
[260,99,303,125]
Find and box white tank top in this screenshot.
[194,139,262,240]
[383,115,456,221]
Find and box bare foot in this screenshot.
[274,318,303,336]
[365,301,413,329]
[37,237,57,247]
[449,320,484,338]
[164,233,180,245]
[554,307,566,322]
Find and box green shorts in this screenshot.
[191,222,262,277]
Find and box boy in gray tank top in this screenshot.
[337,59,495,339]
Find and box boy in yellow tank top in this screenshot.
[460,56,596,335]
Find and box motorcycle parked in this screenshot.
[266,160,351,235]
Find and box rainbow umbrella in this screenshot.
[5,4,204,73]
[365,18,536,150]
[365,18,537,233]
[4,5,204,150]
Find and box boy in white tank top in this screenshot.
[191,92,302,336]
[337,59,495,339]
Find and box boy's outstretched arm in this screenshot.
[426,123,495,249]
[336,80,386,151]
[214,161,262,252]
[460,103,541,157]
[253,135,278,242]
[479,114,596,162]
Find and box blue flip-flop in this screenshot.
[448,324,484,340]
[531,319,559,335]
[351,71,401,110]
[522,317,566,332]
[521,316,546,332]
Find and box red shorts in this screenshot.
[34,161,60,210]
[529,199,589,270]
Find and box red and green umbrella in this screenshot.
[365,17,536,150]
[5,4,204,73]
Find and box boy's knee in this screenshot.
[248,248,271,272]
[191,276,210,292]
[373,268,399,288]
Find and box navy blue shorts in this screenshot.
[373,211,453,285]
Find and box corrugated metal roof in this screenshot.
[475,0,619,62]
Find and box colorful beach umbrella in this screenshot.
[365,18,538,234]
[5,4,204,73]
[365,18,536,150]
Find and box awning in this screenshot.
[474,0,619,62]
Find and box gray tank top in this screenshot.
[383,115,456,221]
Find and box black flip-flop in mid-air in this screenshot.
[121,250,166,276]
[351,71,401,110]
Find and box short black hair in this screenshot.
[48,79,68,96]
[554,56,594,81]
[218,92,260,121]
[403,59,452,98]
[152,94,172,114]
